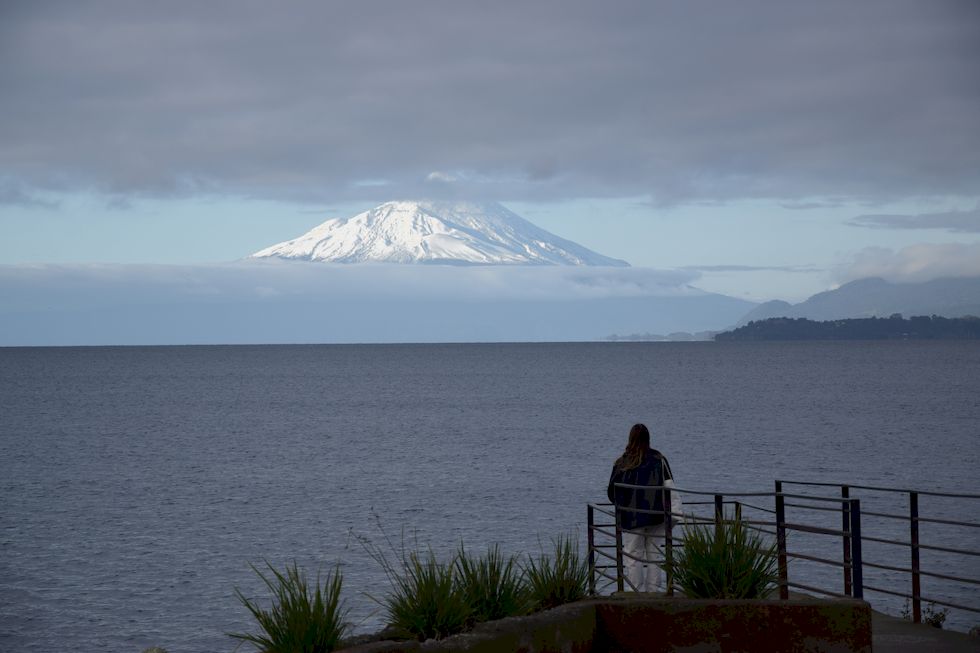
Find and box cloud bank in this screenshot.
[848,205,980,233]
[2,1,978,205]
[0,263,756,345]
[834,242,980,284]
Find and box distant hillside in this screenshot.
[717,315,980,341]
[737,276,980,325]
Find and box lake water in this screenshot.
[1,342,978,651]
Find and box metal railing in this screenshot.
[587,479,979,626]
[777,480,980,624]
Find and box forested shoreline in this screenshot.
[715,315,980,341]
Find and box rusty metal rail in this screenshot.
[778,480,980,624]
[587,479,979,627]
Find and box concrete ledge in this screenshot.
[337,596,871,653]
[339,601,595,653]
[596,596,871,653]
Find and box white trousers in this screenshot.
[622,523,666,592]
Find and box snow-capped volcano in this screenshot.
[250,200,629,266]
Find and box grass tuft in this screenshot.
[381,549,471,641]
[665,518,778,599]
[455,543,529,623]
[523,534,589,612]
[359,522,472,641]
[228,560,348,653]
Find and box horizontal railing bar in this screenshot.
[915,595,980,614]
[610,506,673,516]
[745,526,778,536]
[785,551,851,569]
[594,570,619,584]
[914,570,980,585]
[860,509,914,522]
[737,501,777,514]
[915,542,980,557]
[620,550,663,564]
[859,534,913,548]
[678,516,776,528]
[916,515,980,529]
[776,479,980,499]
[612,484,781,498]
[862,586,980,613]
[785,581,849,598]
[859,533,980,555]
[862,584,912,600]
[859,509,980,529]
[784,521,848,537]
[591,526,619,539]
[780,491,854,503]
[862,561,980,585]
[593,549,618,564]
[785,501,845,514]
[860,560,915,575]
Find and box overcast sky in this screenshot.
[1,0,978,301]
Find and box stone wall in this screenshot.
[337,596,872,653]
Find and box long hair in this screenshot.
[615,423,651,471]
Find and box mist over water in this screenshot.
[1,342,978,651]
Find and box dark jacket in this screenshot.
[607,449,673,530]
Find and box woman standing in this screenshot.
[607,423,677,592]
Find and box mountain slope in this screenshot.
[250,200,629,266]
[737,276,980,324]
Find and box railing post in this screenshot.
[714,494,724,530]
[614,507,625,593]
[842,485,852,597]
[665,485,674,597]
[775,480,788,600]
[587,504,596,596]
[734,500,742,522]
[910,491,921,623]
[850,499,863,600]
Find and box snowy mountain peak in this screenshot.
[250,200,630,266]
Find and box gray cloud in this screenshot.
[0,178,59,209]
[1,1,979,205]
[682,264,822,274]
[0,261,701,308]
[833,242,980,284]
[0,262,752,344]
[847,206,980,233]
[778,200,848,211]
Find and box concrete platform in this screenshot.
[871,609,980,652]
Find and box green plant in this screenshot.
[924,603,950,629]
[455,543,529,622]
[664,519,778,599]
[380,549,472,641]
[903,599,950,629]
[357,518,471,641]
[523,534,589,612]
[228,561,348,653]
